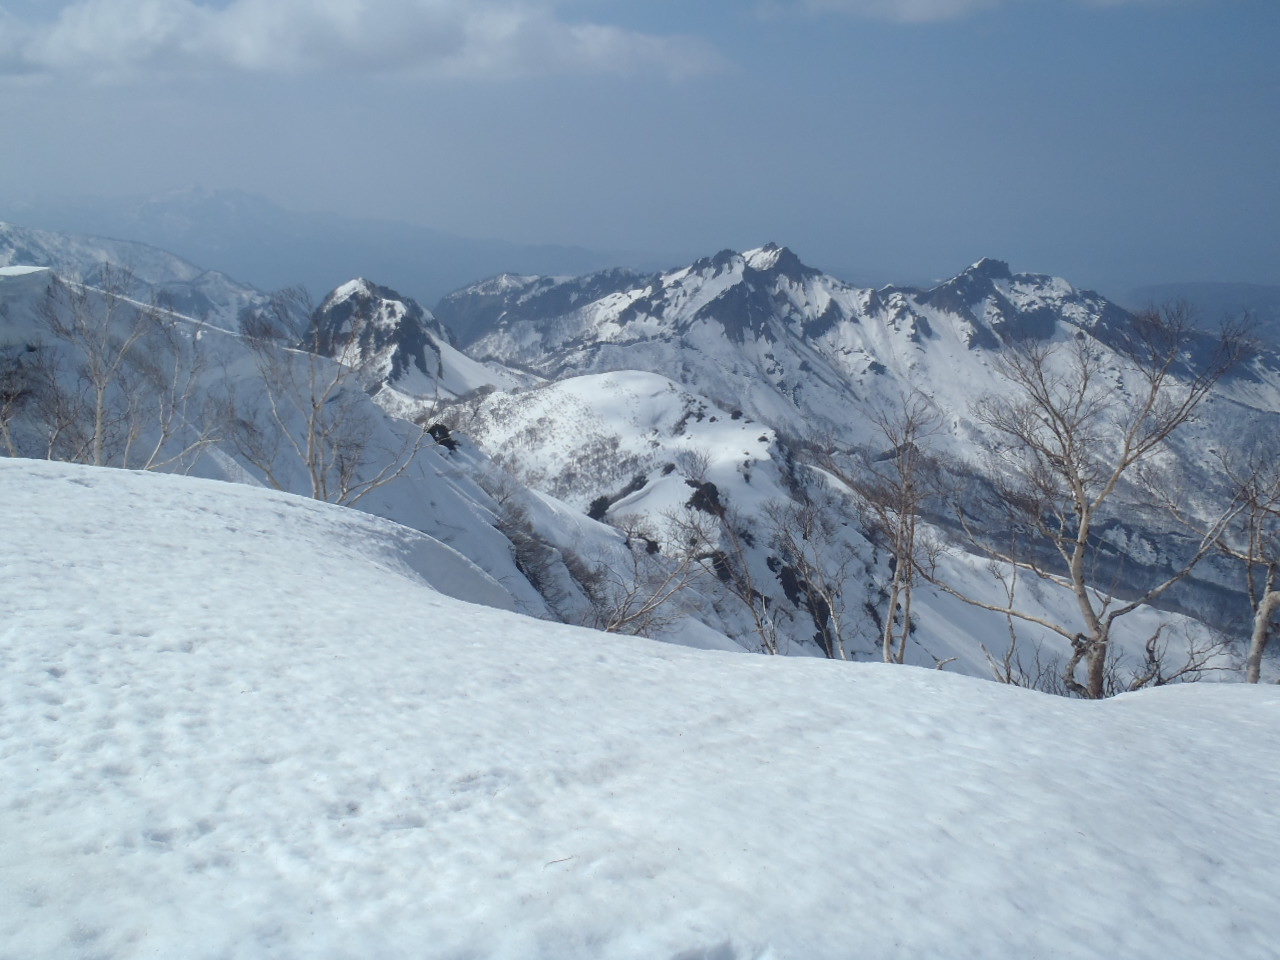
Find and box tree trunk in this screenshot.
[1245,590,1280,684]
[92,382,107,467]
[1086,640,1108,699]
[882,575,901,664]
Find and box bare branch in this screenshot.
[928,303,1243,697]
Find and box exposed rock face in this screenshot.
[309,278,448,385]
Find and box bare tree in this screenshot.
[815,393,939,663]
[577,516,704,637]
[125,305,216,471]
[669,499,781,655]
[1157,447,1280,683]
[38,269,152,467]
[925,304,1243,697]
[29,345,87,462]
[0,344,41,457]
[764,498,864,660]
[30,269,215,470]
[224,288,435,506]
[1122,623,1231,691]
[1225,454,1280,683]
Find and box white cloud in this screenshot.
[0,0,723,81]
[798,0,1004,22]
[793,0,1184,23]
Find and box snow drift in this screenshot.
[2,459,1278,959]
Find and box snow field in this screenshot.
[2,459,1279,959]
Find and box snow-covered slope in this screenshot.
[439,266,651,347]
[453,366,1232,674]
[0,220,265,329]
[2,224,1270,680]
[2,458,1277,960]
[0,265,557,618]
[458,369,775,510]
[440,246,1280,653]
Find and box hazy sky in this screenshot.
[1,0,1277,289]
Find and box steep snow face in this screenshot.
[458,370,776,511]
[3,459,1278,960]
[309,277,528,402]
[453,371,808,653]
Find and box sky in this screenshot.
[0,0,1277,290]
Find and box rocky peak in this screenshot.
[744,243,818,284]
[965,257,1013,281]
[309,279,447,383]
[914,258,1019,335]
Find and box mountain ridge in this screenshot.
[4,223,1275,682]
[0,187,657,306]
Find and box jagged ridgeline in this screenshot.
[3,220,1278,691]
[431,243,1279,687]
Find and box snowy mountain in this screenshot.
[441,245,1280,445]
[438,266,652,347]
[5,221,1278,952]
[0,262,577,620]
[432,245,1280,675]
[446,361,1240,674]
[0,220,265,330]
[0,187,649,305]
[306,277,529,403]
[3,457,1278,960]
[3,222,1274,686]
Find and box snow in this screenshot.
[3,458,1279,959]
[0,265,49,277]
[0,221,265,330]
[316,277,529,402]
[0,263,556,617]
[327,277,378,302]
[456,366,1229,671]
[743,245,783,271]
[460,370,777,517]
[463,245,1222,460]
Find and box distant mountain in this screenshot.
[439,245,1160,443]
[0,187,654,307]
[0,220,265,328]
[437,268,651,348]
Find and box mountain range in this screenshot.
[430,244,1278,644]
[0,187,659,306]
[2,217,1276,689]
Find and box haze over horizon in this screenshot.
[1,0,1277,293]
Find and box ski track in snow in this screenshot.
[2,460,1279,960]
